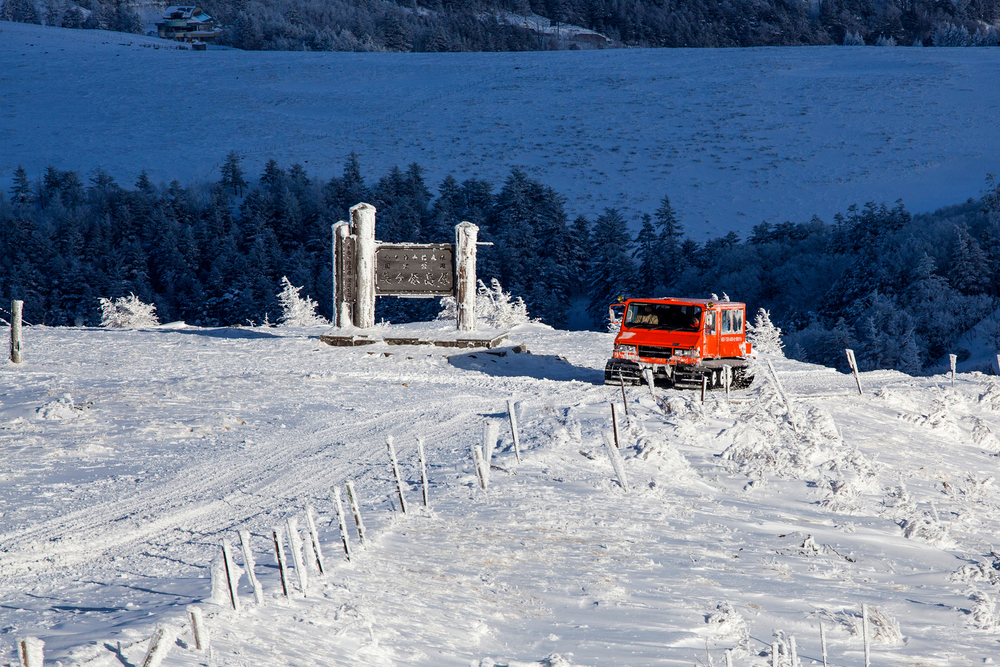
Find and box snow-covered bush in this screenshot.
[934,22,972,46]
[98,294,159,328]
[875,35,897,46]
[277,276,328,326]
[747,308,784,356]
[437,279,531,329]
[843,30,865,45]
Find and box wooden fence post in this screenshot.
[417,437,430,506]
[949,353,957,387]
[350,203,376,329]
[602,431,629,492]
[220,539,241,612]
[455,221,479,332]
[724,649,733,667]
[305,505,326,575]
[286,517,308,596]
[10,300,23,364]
[140,627,173,667]
[18,637,43,667]
[386,436,409,514]
[766,359,799,434]
[483,420,499,469]
[610,403,621,449]
[187,606,209,653]
[333,221,352,327]
[845,348,863,395]
[790,634,798,667]
[238,530,265,605]
[272,527,291,597]
[345,481,367,547]
[472,445,488,492]
[618,373,629,417]
[332,487,353,559]
[820,623,828,667]
[722,364,731,404]
[862,603,871,667]
[506,400,522,463]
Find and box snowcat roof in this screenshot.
[626,297,746,307]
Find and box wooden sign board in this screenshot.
[375,244,454,297]
[336,233,357,305]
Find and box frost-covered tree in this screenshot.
[949,225,991,295]
[587,207,636,327]
[747,308,785,356]
[220,151,247,197]
[99,294,159,328]
[276,276,328,326]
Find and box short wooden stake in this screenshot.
[618,373,630,417]
[506,400,522,463]
[483,420,499,469]
[305,505,326,575]
[602,431,629,492]
[272,527,291,597]
[790,634,798,667]
[238,530,265,605]
[10,300,23,364]
[949,353,957,386]
[220,538,242,612]
[472,445,488,491]
[286,517,308,595]
[18,637,43,667]
[386,436,408,515]
[771,640,778,667]
[141,627,173,667]
[701,375,708,402]
[187,606,209,652]
[820,623,827,667]
[345,481,367,547]
[332,487,353,559]
[724,649,733,667]
[723,364,731,403]
[417,437,430,506]
[845,348,863,395]
[766,359,799,434]
[610,403,621,449]
[862,603,871,667]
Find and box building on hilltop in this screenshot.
[156,6,221,43]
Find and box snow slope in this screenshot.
[3,21,1000,236]
[4,321,1000,665]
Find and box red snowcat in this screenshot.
[605,298,752,390]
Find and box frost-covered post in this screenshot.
[771,641,778,667]
[862,603,871,667]
[789,635,798,667]
[239,530,264,605]
[506,400,522,463]
[345,481,367,547]
[610,403,621,449]
[845,348,863,395]
[724,649,733,667]
[271,527,291,597]
[602,431,629,492]
[220,538,242,612]
[18,637,43,667]
[417,437,430,506]
[766,359,799,434]
[333,221,352,327]
[332,487,353,560]
[455,221,479,332]
[472,445,488,492]
[820,623,828,667]
[386,436,408,514]
[140,627,174,667]
[949,353,957,386]
[10,300,23,364]
[187,606,209,653]
[286,517,308,595]
[483,420,499,469]
[351,203,376,329]
[305,506,326,575]
[722,365,731,403]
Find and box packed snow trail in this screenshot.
[2,324,1000,665]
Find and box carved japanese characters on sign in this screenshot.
[374,244,455,296]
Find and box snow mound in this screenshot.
[36,395,83,420]
[979,382,1000,412]
[704,601,749,649]
[951,561,1000,586]
[971,418,1000,452]
[632,434,693,480]
[899,515,955,549]
[966,589,1000,630]
[483,655,578,667]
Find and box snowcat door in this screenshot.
[702,308,720,359]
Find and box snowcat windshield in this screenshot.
[624,302,703,331]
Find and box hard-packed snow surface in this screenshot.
[3,21,1000,236]
[3,322,1000,665]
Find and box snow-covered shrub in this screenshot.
[437,279,531,329]
[863,606,904,644]
[875,35,897,46]
[277,276,328,326]
[98,293,159,328]
[972,25,999,46]
[900,514,954,548]
[747,308,784,357]
[704,602,749,651]
[843,30,865,45]
[967,589,999,630]
[934,22,972,46]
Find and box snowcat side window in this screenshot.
[733,309,744,333]
[706,311,716,335]
[721,310,732,333]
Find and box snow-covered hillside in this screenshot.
[3,21,1000,236]
[3,321,1000,665]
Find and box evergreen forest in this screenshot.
[3,0,1000,50]
[3,155,999,374]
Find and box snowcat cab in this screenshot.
[605,297,753,390]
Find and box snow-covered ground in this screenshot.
[3,21,1000,236]
[4,320,1000,665]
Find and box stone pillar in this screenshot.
[351,203,377,329]
[455,222,479,332]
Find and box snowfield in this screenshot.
[3,321,1000,665]
[3,21,1000,236]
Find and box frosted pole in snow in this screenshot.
[286,517,308,595]
[140,627,174,667]
[272,526,291,597]
[333,221,351,328]
[506,400,521,463]
[862,603,871,667]
[386,436,409,515]
[18,637,43,667]
[220,538,242,612]
[642,368,655,397]
[766,359,799,434]
[724,649,733,667]
[610,403,621,449]
[417,437,430,506]
[238,530,264,605]
[820,623,828,667]
[602,431,630,492]
[455,221,479,332]
[483,420,499,470]
[472,445,488,492]
[701,375,708,402]
[789,635,798,667]
[332,487,353,559]
[771,641,778,667]
[949,353,957,386]
[845,348,863,395]
[187,606,209,653]
[618,373,630,417]
[305,505,326,575]
[723,364,731,404]
[345,480,367,547]
[351,203,376,329]
[10,300,23,364]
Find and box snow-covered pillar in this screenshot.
[10,300,23,363]
[455,222,478,332]
[351,203,377,329]
[333,221,351,328]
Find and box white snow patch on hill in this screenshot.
[2,21,1000,236]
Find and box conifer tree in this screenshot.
[586,207,636,327]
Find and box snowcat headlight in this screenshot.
[674,348,698,358]
[614,344,638,360]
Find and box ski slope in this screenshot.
[3,21,1000,236]
[3,320,1000,665]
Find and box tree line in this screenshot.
[4,0,999,50]
[3,156,999,373]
